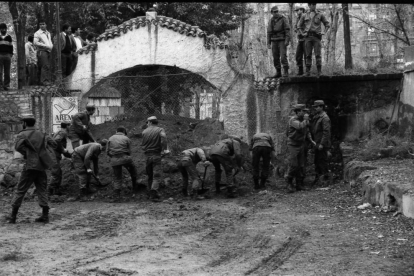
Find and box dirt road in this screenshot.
[1,180,414,276]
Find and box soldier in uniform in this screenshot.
[49,121,71,196]
[298,3,330,77]
[141,116,169,202]
[68,104,96,150]
[267,5,291,78]
[177,147,211,199]
[209,137,242,198]
[294,5,306,76]
[249,132,275,190]
[5,115,57,224]
[72,140,108,200]
[285,104,313,192]
[107,126,140,202]
[310,100,331,186]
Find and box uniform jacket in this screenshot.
[267,14,291,44]
[74,143,101,173]
[210,138,241,159]
[311,111,331,148]
[181,148,207,164]
[286,115,312,146]
[107,132,131,157]
[295,14,305,41]
[51,129,68,160]
[68,111,94,141]
[15,126,57,171]
[249,133,275,151]
[298,10,330,37]
[141,125,166,154]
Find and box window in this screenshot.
[366,42,378,56]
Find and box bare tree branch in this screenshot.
[393,4,411,46]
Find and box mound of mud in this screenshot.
[59,114,253,200]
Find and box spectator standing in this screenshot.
[0,22,13,91]
[25,35,37,85]
[71,27,87,73]
[34,20,53,85]
[56,24,76,78]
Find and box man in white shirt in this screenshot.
[71,27,86,73]
[34,20,53,85]
[25,35,37,85]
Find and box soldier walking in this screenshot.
[5,115,57,224]
[49,121,71,196]
[177,147,211,199]
[294,6,306,76]
[267,5,291,78]
[72,140,108,200]
[250,132,275,190]
[310,100,331,186]
[285,104,313,193]
[141,116,169,202]
[209,137,242,198]
[107,126,139,202]
[298,3,330,77]
[68,104,96,150]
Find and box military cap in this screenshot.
[303,107,310,112]
[147,116,157,121]
[21,114,35,120]
[86,104,96,111]
[60,121,71,128]
[292,104,306,111]
[294,5,305,11]
[271,6,279,11]
[99,139,108,146]
[312,100,325,107]
[229,135,242,143]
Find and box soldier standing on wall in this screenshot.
[49,121,71,196]
[298,3,330,77]
[68,104,96,150]
[294,6,306,76]
[249,132,275,190]
[5,115,57,224]
[285,104,313,193]
[267,6,291,78]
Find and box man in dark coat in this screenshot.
[68,104,96,149]
[310,100,331,185]
[267,5,291,78]
[5,115,57,224]
[250,132,275,190]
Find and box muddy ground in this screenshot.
[1,177,414,276]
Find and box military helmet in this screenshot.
[292,104,306,111]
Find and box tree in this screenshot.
[342,3,353,69]
[324,4,341,66]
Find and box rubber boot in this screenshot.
[35,206,49,223]
[274,68,282,78]
[282,67,289,77]
[253,178,260,190]
[286,178,296,193]
[316,65,322,77]
[296,179,304,191]
[77,188,89,201]
[311,174,319,187]
[110,189,121,203]
[48,187,55,196]
[305,66,311,77]
[297,66,304,76]
[6,207,19,224]
[260,178,267,189]
[226,186,237,198]
[150,190,161,202]
[182,187,189,197]
[85,183,97,194]
[215,182,221,194]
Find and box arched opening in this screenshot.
[83,65,222,124]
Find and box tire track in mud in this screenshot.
[244,229,310,276]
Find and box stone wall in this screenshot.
[249,74,403,155]
[0,2,17,89]
[399,46,414,140]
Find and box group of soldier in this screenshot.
[267,3,330,77]
[4,98,331,224]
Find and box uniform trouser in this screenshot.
[285,144,305,181]
[0,53,11,88]
[61,52,73,78]
[252,146,273,180]
[271,40,288,69]
[26,64,37,85]
[37,51,51,84]
[49,157,62,189]
[111,155,137,190]
[210,154,234,188]
[72,152,91,189]
[11,168,49,208]
[295,40,306,68]
[177,159,201,192]
[304,36,322,67]
[70,134,91,150]
[314,148,329,176]
[145,153,162,191]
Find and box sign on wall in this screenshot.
[52,97,78,133]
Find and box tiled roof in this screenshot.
[83,15,227,56]
[254,78,279,90]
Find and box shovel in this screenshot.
[199,166,210,194]
[89,171,110,187]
